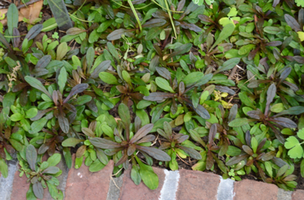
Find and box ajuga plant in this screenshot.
[87,103,170,189]
[157,121,201,170]
[247,62,304,106]
[18,145,63,199]
[226,130,276,182]
[229,83,301,143]
[144,66,212,122]
[62,121,109,172]
[24,69,89,134]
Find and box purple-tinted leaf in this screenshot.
[127,144,136,156]
[242,145,253,155]
[247,109,263,120]
[266,41,282,46]
[245,131,251,146]
[228,104,238,122]
[136,135,155,144]
[143,92,174,101]
[64,83,88,103]
[43,166,60,174]
[284,14,301,32]
[209,124,217,143]
[115,153,128,166]
[90,60,111,79]
[33,181,44,199]
[187,102,210,119]
[12,83,28,92]
[272,0,280,7]
[179,82,185,96]
[25,76,51,98]
[179,21,202,32]
[175,134,189,143]
[156,67,171,80]
[257,138,266,152]
[274,106,304,117]
[226,153,248,166]
[194,74,213,88]
[280,67,291,81]
[260,151,275,161]
[82,127,95,137]
[90,138,121,149]
[31,109,52,121]
[25,24,43,40]
[177,0,185,11]
[283,81,298,91]
[215,86,235,95]
[271,117,297,128]
[136,146,171,161]
[58,114,69,133]
[265,83,276,115]
[293,56,304,64]
[13,28,20,48]
[179,146,202,159]
[143,19,167,28]
[107,29,127,40]
[35,55,52,69]
[198,15,214,23]
[26,144,37,171]
[130,124,153,143]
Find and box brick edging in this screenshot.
[1,158,304,200]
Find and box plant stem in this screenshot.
[127,0,142,32]
[164,0,177,38]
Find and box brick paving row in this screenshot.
[0,157,304,200]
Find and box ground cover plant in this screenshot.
[1,0,304,199]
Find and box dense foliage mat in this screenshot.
[1,0,304,199]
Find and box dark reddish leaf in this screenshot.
[259,151,275,161]
[257,138,266,152]
[58,114,69,133]
[279,67,291,81]
[266,41,282,46]
[192,103,210,119]
[271,117,297,128]
[115,153,128,166]
[247,109,263,120]
[130,124,153,143]
[127,144,136,156]
[89,138,121,149]
[209,124,217,144]
[206,151,214,170]
[143,92,174,101]
[228,104,238,122]
[226,153,248,166]
[64,83,89,103]
[90,60,111,79]
[265,83,276,115]
[177,0,185,11]
[25,24,43,40]
[35,55,51,69]
[283,81,298,91]
[107,29,127,40]
[198,15,214,23]
[179,21,202,32]
[12,83,28,92]
[179,146,202,159]
[38,143,49,154]
[156,66,171,80]
[136,145,171,161]
[245,131,251,146]
[13,28,20,48]
[179,82,185,96]
[33,181,44,199]
[136,135,155,144]
[293,56,304,64]
[143,19,167,28]
[174,134,189,143]
[284,14,301,32]
[31,109,52,121]
[242,145,253,155]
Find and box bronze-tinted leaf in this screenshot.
[274,106,304,117]
[136,135,155,144]
[127,144,136,156]
[257,138,266,152]
[228,104,238,123]
[247,109,263,120]
[25,24,43,40]
[115,153,128,166]
[266,41,282,46]
[107,29,129,40]
[64,83,88,103]
[143,19,167,28]
[242,145,253,155]
[279,67,291,81]
[90,60,111,79]
[130,124,153,143]
[266,83,276,107]
[156,67,171,80]
[206,151,214,170]
[179,21,202,32]
[179,82,185,96]
[284,14,301,32]
[35,55,52,69]
[293,56,304,64]
[96,148,108,164]
[12,83,28,92]
[163,121,172,138]
[175,134,189,143]
[89,138,121,149]
[209,124,217,143]
[143,92,174,101]
[26,144,37,171]
[13,27,20,48]
[260,151,275,161]
[283,81,298,91]
[38,143,49,155]
[58,114,69,133]
[82,127,95,137]
[226,153,248,166]
[66,27,87,35]
[271,117,297,128]
[136,146,171,161]
[177,0,185,11]
[179,146,202,160]
[198,15,214,23]
[33,181,44,199]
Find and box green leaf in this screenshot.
[0,157,8,178]
[136,157,159,190]
[41,18,57,32]
[297,129,304,140]
[210,23,235,50]
[131,166,141,185]
[99,72,118,85]
[216,58,240,73]
[25,108,38,119]
[56,42,68,60]
[30,117,47,134]
[89,159,105,172]
[7,4,19,36]
[10,113,23,121]
[155,77,174,93]
[284,136,304,159]
[47,153,61,167]
[58,67,67,93]
[62,138,84,147]
[228,118,250,127]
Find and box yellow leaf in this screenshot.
[298,31,304,42]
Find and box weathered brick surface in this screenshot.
[292,189,304,200]
[176,169,220,200]
[10,169,31,200]
[234,179,278,200]
[64,156,114,200]
[119,167,165,200]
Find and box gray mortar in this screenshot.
[0,160,18,200]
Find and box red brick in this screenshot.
[176,169,220,200]
[10,169,30,200]
[292,190,304,200]
[64,156,114,200]
[119,167,165,200]
[233,179,278,200]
